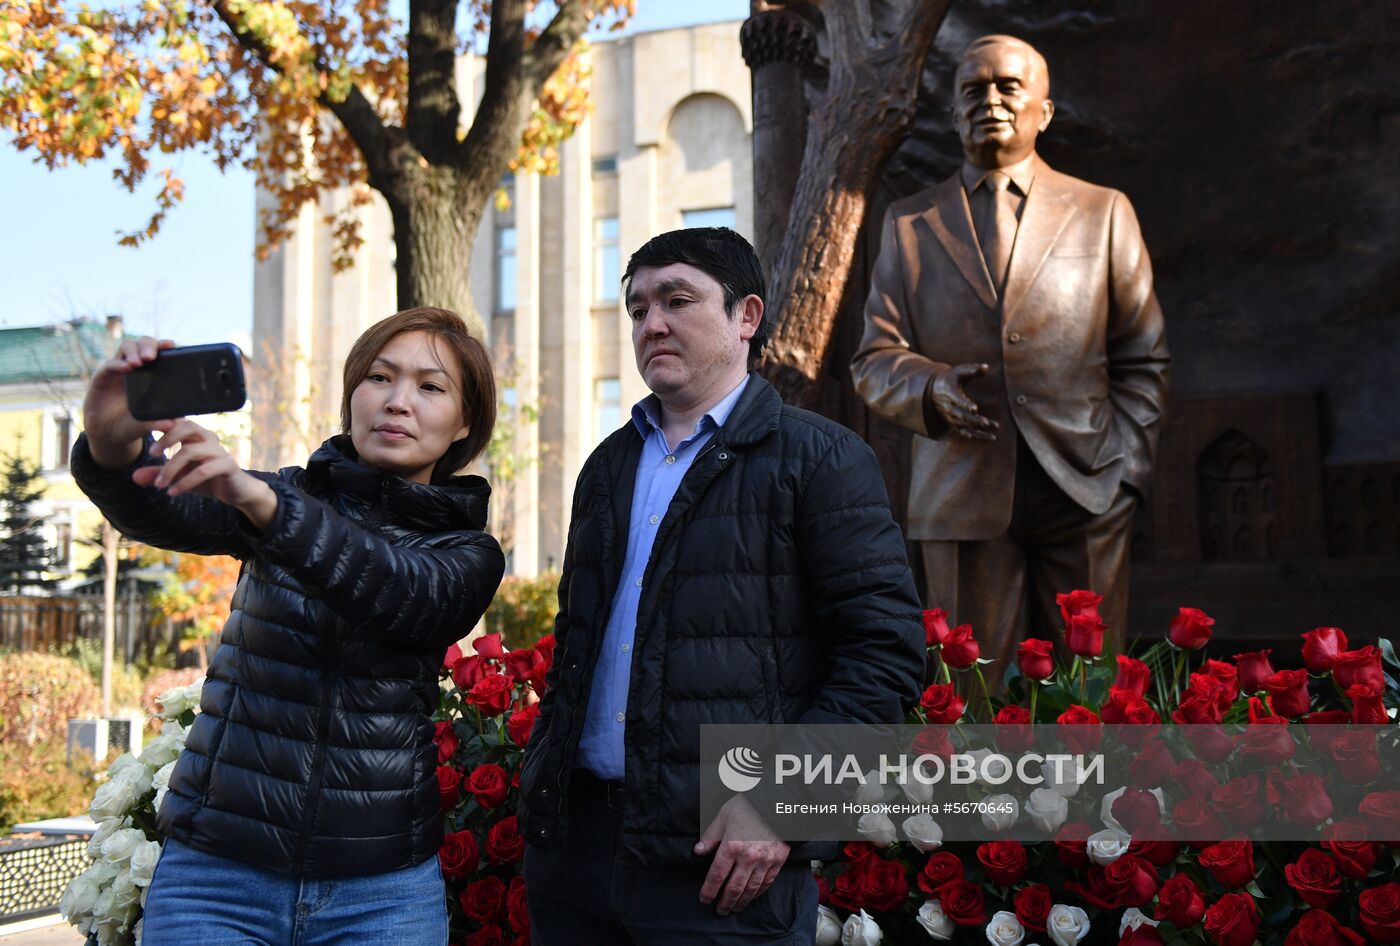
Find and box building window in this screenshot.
[495,227,517,313]
[595,378,621,442]
[54,413,72,469]
[52,517,72,569]
[594,217,620,304]
[682,207,736,230]
[592,155,618,175]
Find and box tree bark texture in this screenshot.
[754,0,952,407]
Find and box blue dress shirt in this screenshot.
[575,376,750,780]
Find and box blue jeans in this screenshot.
[140,839,448,946]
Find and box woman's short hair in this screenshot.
[340,307,497,483]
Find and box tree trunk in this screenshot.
[100,519,117,717]
[756,0,951,407]
[389,167,490,336]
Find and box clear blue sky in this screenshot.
[0,1,750,347]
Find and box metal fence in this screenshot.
[0,594,165,659]
[0,834,89,924]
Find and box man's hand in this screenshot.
[929,363,999,441]
[694,794,789,915]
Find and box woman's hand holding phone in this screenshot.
[132,420,278,530]
[83,336,175,468]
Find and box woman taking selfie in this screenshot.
[72,307,505,945]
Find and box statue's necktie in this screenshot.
[980,170,1017,297]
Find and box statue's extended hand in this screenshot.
[930,363,998,441]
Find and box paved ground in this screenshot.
[0,921,85,945]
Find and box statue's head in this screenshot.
[954,35,1054,169]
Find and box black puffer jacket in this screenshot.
[518,375,924,866]
[72,434,505,877]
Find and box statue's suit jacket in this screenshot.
[851,158,1170,541]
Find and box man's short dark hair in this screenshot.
[622,227,769,364]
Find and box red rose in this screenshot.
[1170,759,1221,797]
[993,704,1034,753]
[1123,926,1166,946]
[1360,883,1400,944]
[468,674,516,717]
[534,634,556,665]
[1066,612,1106,658]
[941,624,980,668]
[1201,659,1240,701]
[438,765,463,811]
[1056,704,1102,753]
[923,608,951,647]
[912,726,954,760]
[1237,720,1297,765]
[1154,873,1205,927]
[976,840,1027,886]
[1232,649,1274,693]
[1127,739,1175,789]
[1172,692,1225,727]
[1359,790,1400,846]
[452,655,491,690]
[1285,909,1366,946]
[1067,855,1159,908]
[1334,645,1385,691]
[434,720,460,763]
[1349,682,1388,724]
[843,841,879,868]
[439,828,480,878]
[1114,655,1151,696]
[1303,709,1351,753]
[1057,589,1104,624]
[1172,796,1227,844]
[1054,822,1093,868]
[1101,687,1159,734]
[935,878,986,925]
[1204,892,1259,946]
[1281,773,1334,826]
[503,649,546,687]
[485,816,525,863]
[443,642,464,671]
[1128,838,1183,868]
[916,850,963,894]
[1168,607,1214,649]
[1210,775,1265,832]
[1013,883,1052,932]
[920,683,966,723]
[829,868,867,914]
[1261,668,1312,718]
[474,632,506,660]
[468,763,510,809]
[1018,638,1056,680]
[1197,838,1256,890]
[1284,848,1342,909]
[465,924,505,946]
[460,876,508,923]
[1329,729,1381,784]
[507,703,540,747]
[1301,626,1349,674]
[858,859,909,913]
[507,876,530,934]
[1322,819,1380,878]
[1111,787,1164,835]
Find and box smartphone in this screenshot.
[125,343,248,420]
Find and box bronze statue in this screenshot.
[851,34,1170,674]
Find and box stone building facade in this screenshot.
[252,22,752,575]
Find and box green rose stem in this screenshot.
[1080,659,1089,704]
[973,663,995,721]
[1029,679,1040,723]
[935,645,951,684]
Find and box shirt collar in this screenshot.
[961,153,1039,197]
[631,374,751,440]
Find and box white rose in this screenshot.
[917,900,955,940]
[134,915,144,946]
[87,816,131,858]
[986,910,1026,946]
[90,767,153,820]
[901,772,935,804]
[59,866,103,921]
[1086,827,1132,865]
[1119,908,1160,937]
[967,748,1013,786]
[852,771,887,805]
[105,753,145,783]
[152,760,176,814]
[1099,787,1167,832]
[816,904,843,946]
[857,812,898,847]
[108,873,140,913]
[157,682,203,721]
[128,840,162,887]
[1024,787,1069,834]
[1041,757,1084,798]
[1047,905,1091,946]
[981,794,1019,832]
[99,827,147,865]
[138,726,184,768]
[842,909,882,946]
[902,814,943,852]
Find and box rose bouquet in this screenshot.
[60,681,203,946]
[435,631,553,945]
[814,597,1400,946]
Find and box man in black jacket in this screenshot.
[519,228,924,944]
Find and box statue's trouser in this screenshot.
[919,438,1137,695]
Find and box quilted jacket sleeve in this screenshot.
[242,477,505,648]
[70,432,253,559]
[794,431,926,725]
